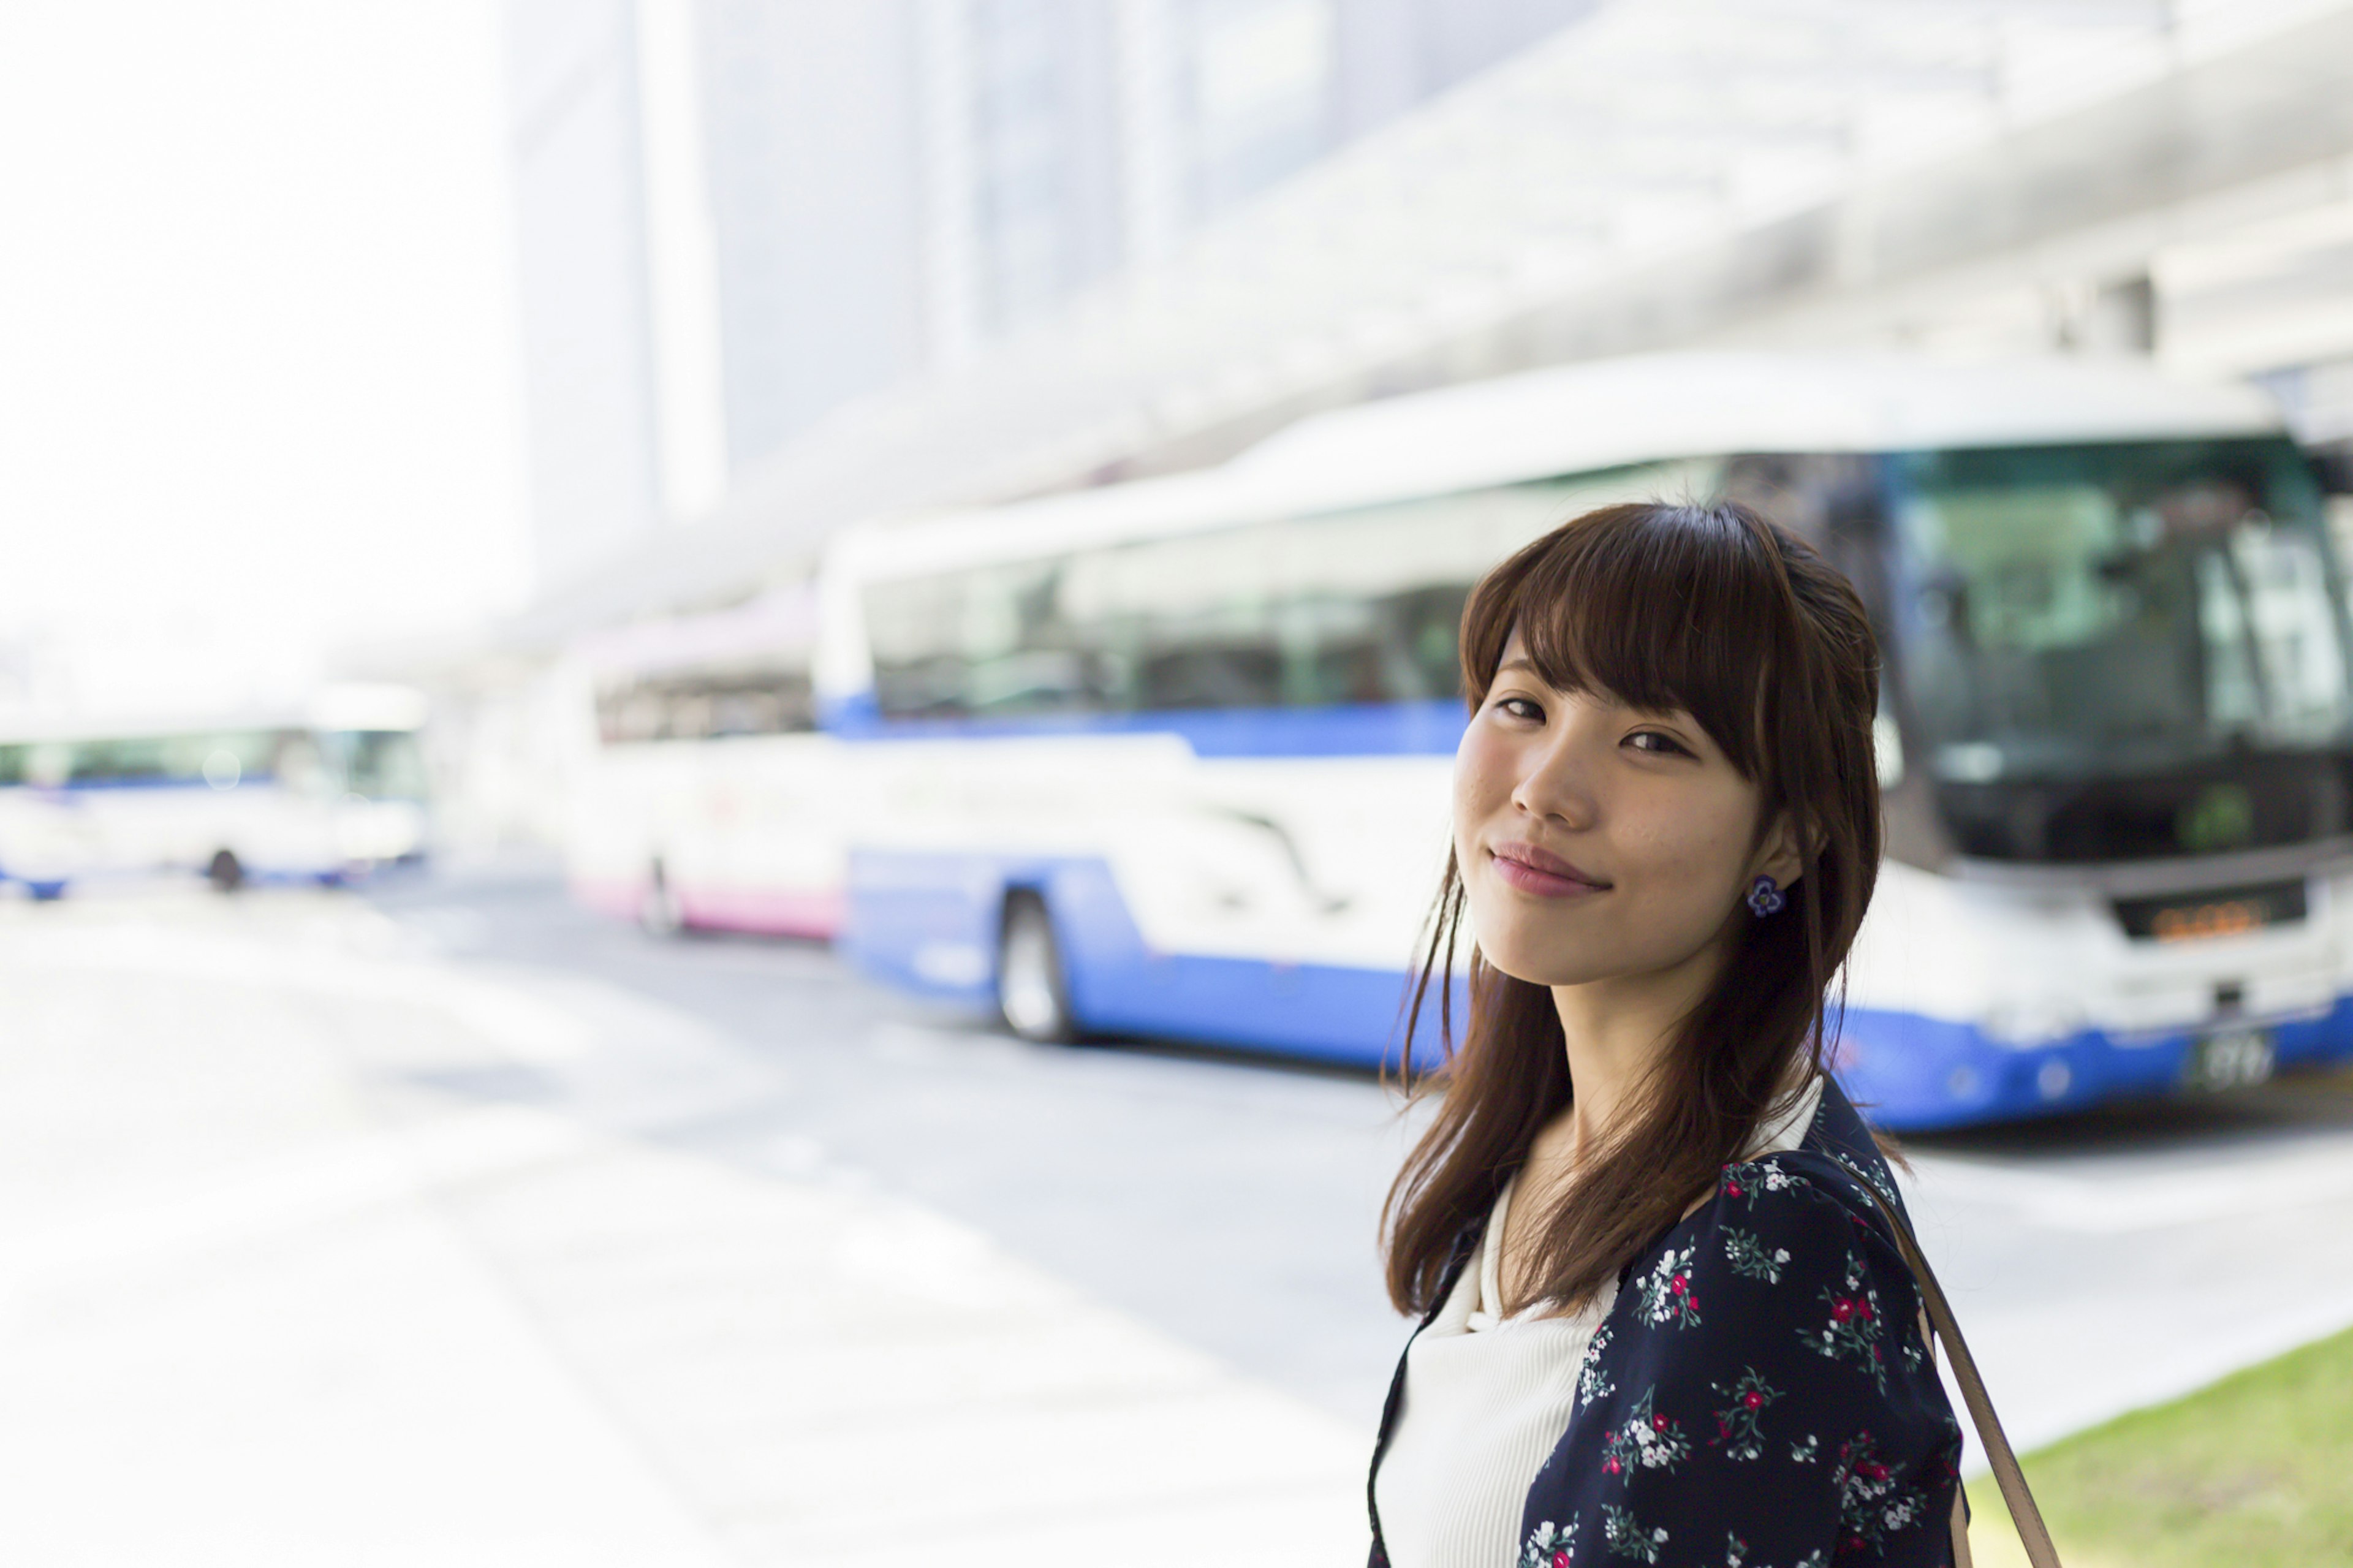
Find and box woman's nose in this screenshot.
[1509,731,1598,830]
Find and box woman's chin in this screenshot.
[1475,939,1601,990]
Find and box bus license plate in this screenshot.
[2181,1028,2275,1093]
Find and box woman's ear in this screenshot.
[1754,809,1808,888]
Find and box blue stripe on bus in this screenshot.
[0,775,277,792]
[820,695,1468,757]
[1832,998,2353,1131]
[0,865,353,894]
[845,847,2353,1127]
[843,849,1447,1069]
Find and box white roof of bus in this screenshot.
[0,684,427,744]
[838,352,2285,577]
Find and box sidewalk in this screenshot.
[0,897,1367,1567]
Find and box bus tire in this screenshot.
[998,893,1075,1044]
[207,850,244,893]
[637,862,683,937]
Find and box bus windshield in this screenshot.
[328,729,429,801]
[1890,437,2353,782]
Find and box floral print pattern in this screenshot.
[1577,1322,1618,1406]
[1371,1076,1963,1568]
[1723,1226,1792,1282]
[1831,1433,1934,1557]
[1708,1368,1781,1460]
[1719,1156,1811,1206]
[1802,1246,1889,1393]
[1600,1387,1690,1476]
[1724,1537,1830,1568]
[1600,1504,1668,1562]
[1635,1246,1703,1328]
[1520,1520,1575,1568]
[1827,1147,1903,1210]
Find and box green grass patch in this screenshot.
[1966,1321,2353,1567]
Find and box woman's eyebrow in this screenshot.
[1496,657,1542,678]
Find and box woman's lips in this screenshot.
[1487,842,1610,900]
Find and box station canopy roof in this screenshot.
[512,0,2353,648]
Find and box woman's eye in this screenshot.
[1626,730,1692,757]
[1496,696,1543,722]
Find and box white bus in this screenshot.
[0,685,431,897]
[565,588,849,937]
[811,351,2353,1130]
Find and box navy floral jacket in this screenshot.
[1368,1075,1964,1568]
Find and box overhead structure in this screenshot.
[514,0,2353,640]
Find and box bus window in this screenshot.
[275,733,329,796]
[26,743,72,787]
[36,729,282,789]
[333,729,430,800]
[67,737,172,784]
[0,744,25,786]
[186,730,280,787]
[864,461,1710,721]
[594,670,817,743]
[863,558,1097,718]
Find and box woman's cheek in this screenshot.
[1451,731,1506,833]
[1630,792,1750,922]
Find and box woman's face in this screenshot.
[1453,627,1797,989]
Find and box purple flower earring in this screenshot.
[1746,875,1786,917]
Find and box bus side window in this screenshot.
[862,460,1709,723]
[27,743,72,788]
[276,733,328,795]
[596,671,818,741]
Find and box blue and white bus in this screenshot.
[806,350,2353,1128]
[0,685,431,897]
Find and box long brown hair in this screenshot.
[1382,499,1884,1317]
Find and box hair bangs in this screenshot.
[1471,502,1795,785]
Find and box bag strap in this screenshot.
[1856,1179,2062,1568]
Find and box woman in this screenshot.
[1368,501,1966,1567]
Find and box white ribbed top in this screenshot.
[1373,1074,1825,1568]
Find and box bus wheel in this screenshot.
[207,850,244,893]
[637,863,683,937]
[998,893,1075,1044]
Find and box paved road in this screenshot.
[365,865,2353,1456]
[6,868,2352,1564]
[365,865,1426,1428]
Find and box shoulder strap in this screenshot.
[1855,1180,2061,1568]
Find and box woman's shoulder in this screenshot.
[1619,1149,1901,1338]
[1646,1074,1908,1254]
[1591,1101,1936,1411]
[1711,1143,1901,1239]
[1727,1070,1912,1230]
[1668,1146,1912,1326]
